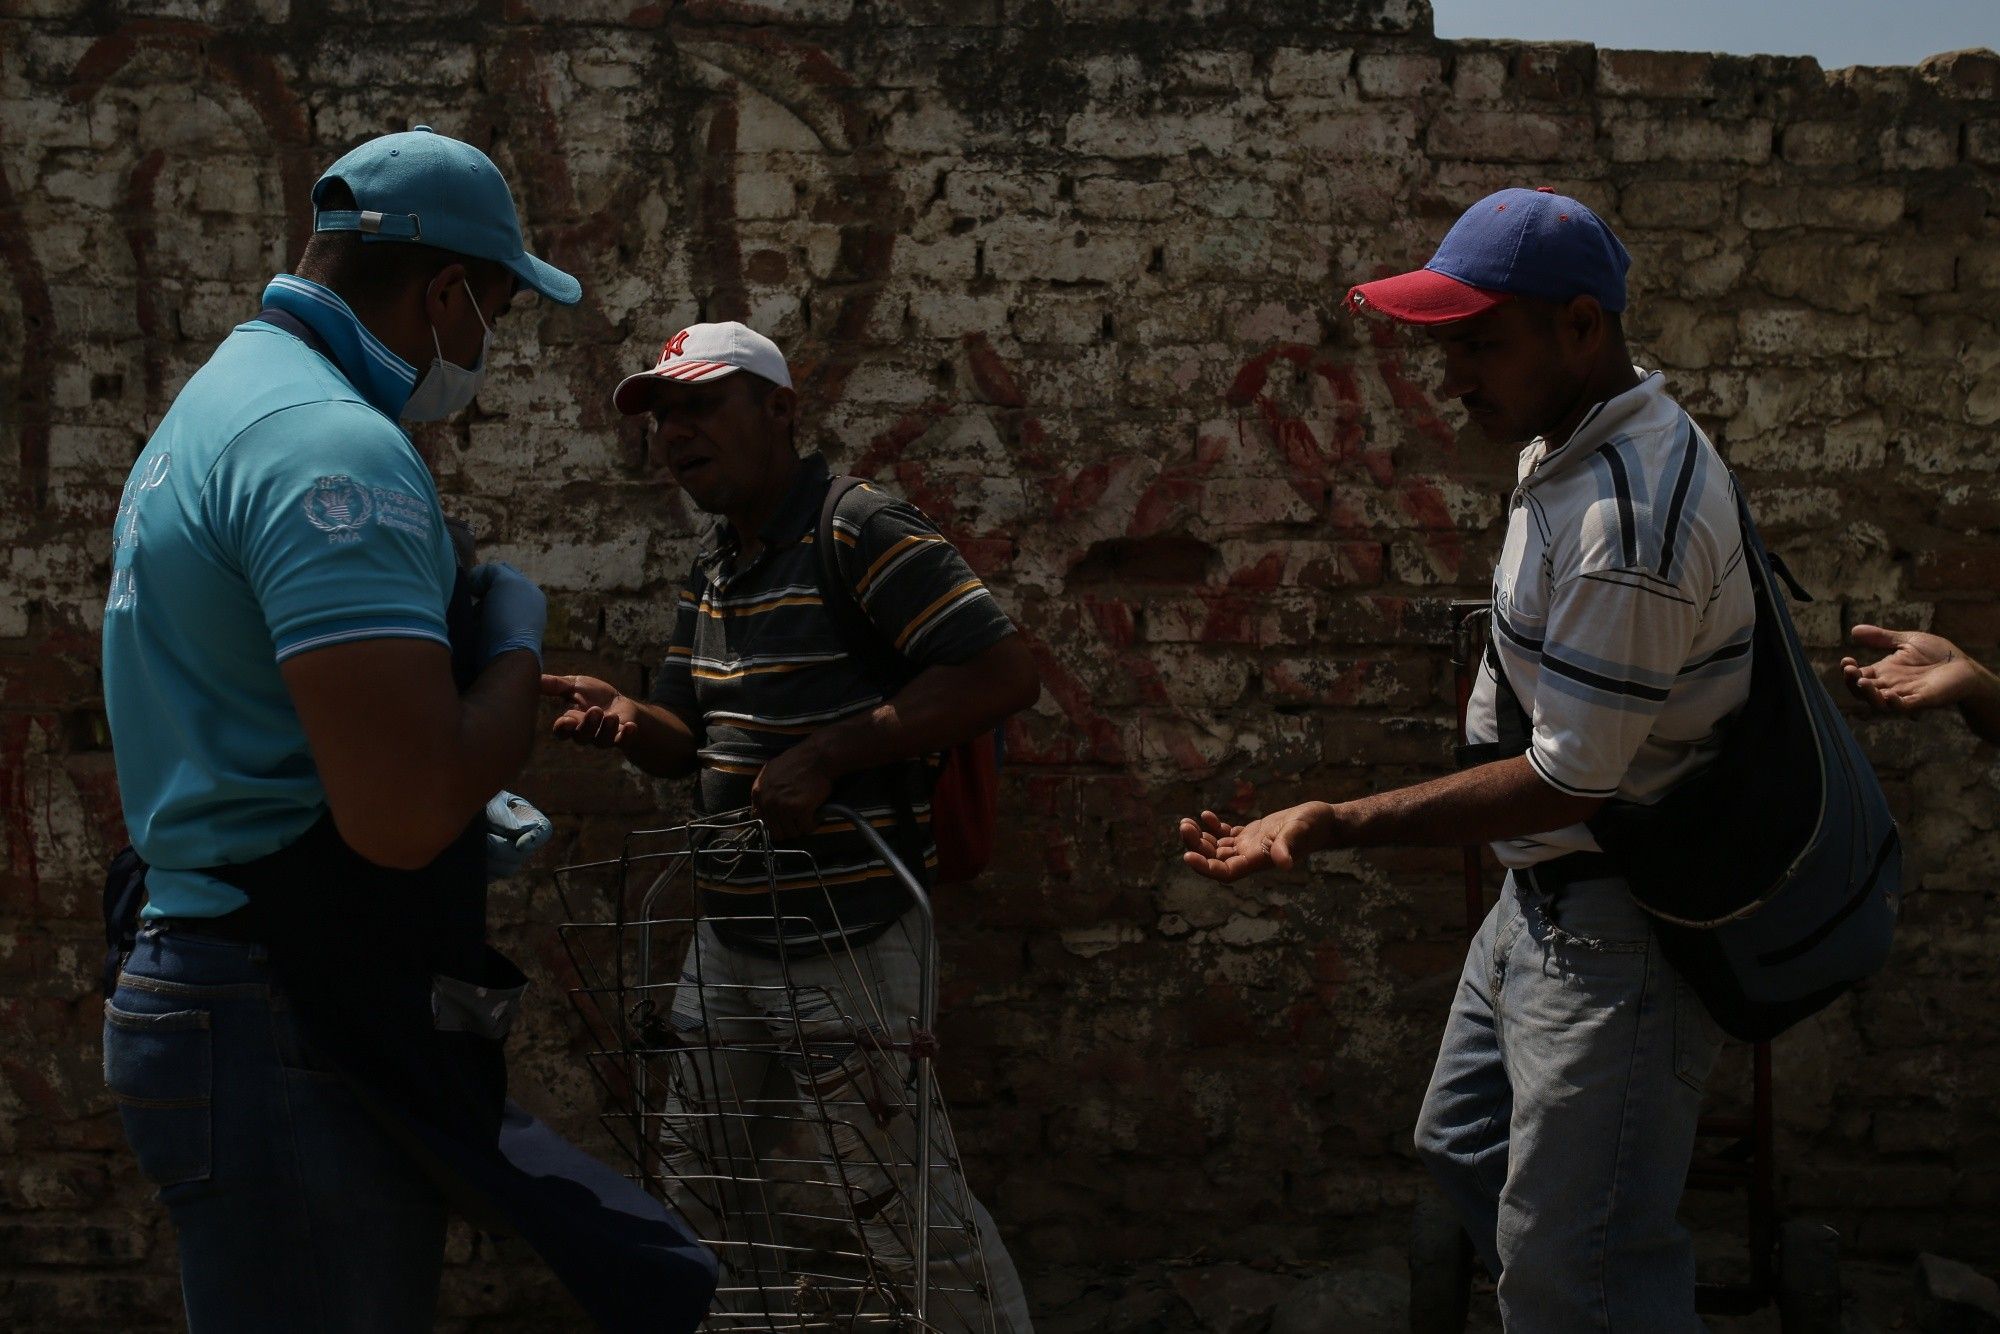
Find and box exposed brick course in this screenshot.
[2,2,1997,1328]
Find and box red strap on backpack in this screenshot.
[929,731,1000,885]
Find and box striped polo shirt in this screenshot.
[1465,369,1756,870]
[652,452,1015,952]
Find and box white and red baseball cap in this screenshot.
[613,321,794,414]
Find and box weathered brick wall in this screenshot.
[3,1,1997,1327]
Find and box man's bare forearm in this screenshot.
[795,635,1038,780]
[1322,755,1604,849]
[1963,659,2000,745]
[621,697,702,778]
[450,648,541,808]
[292,641,542,869]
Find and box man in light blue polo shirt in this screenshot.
[104,128,575,916]
[100,128,578,1331]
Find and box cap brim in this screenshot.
[506,251,582,306]
[1346,268,1509,325]
[612,364,744,415]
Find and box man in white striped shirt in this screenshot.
[1179,188,1753,1330]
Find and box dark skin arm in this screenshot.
[282,640,540,870]
[753,632,1041,837]
[1178,756,1603,881]
[540,673,702,778]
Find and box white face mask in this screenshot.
[401,279,493,423]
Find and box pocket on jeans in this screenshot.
[1536,913,1649,992]
[102,1001,212,1187]
[431,946,529,1041]
[1672,977,1723,1094]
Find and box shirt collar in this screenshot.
[1517,368,1671,487]
[260,274,419,421]
[698,453,834,578]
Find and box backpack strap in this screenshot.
[811,475,929,877]
[679,553,715,821]
[1456,477,1793,773]
[1732,481,1813,605]
[814,477,916,693]
[1455,634,1534,768]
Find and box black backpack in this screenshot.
[1485,476,1900,1042]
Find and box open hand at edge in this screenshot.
[541,673,638,748]
[1840,625,1984,715]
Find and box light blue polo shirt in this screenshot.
[102,275,456,917]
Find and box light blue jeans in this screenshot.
[1415,870,1724,1332]
[103,923,447,1333]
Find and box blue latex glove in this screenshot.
[469,561,547,667]
[485,790,552,880]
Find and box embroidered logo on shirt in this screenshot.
[303,475,375,544]
[106,451,173,612]
[370,487,433,538]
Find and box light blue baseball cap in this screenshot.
[312,125,582,305]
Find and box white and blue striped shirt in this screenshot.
[1467,369,1756,869]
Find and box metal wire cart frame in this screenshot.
[554,803,1004,1332]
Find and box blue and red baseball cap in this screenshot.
[1347,187,1629,325]
[312,126,581,305]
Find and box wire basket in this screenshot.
[554,804,1005,1332]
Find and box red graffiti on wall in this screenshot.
[0,166,55,513]
[1224,331,1467,576]
[0,23,321,862]
[52,22,314,436]
[832,318,1473,853]
[0,719,40,894]
[10,16,1483,902]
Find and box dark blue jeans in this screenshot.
[103,922,447,1333]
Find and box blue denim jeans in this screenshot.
[103,922,447,1333]
[1415,871,1723,1332]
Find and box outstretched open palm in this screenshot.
[1177,804,1328,883]
[1841,625,1982,714]
[542,673,638,747]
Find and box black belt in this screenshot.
[149,911,263,943]
[1521,850,1622,897]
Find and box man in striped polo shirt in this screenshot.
[546,322,1038,1330]
[1179,190,1754,1329]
